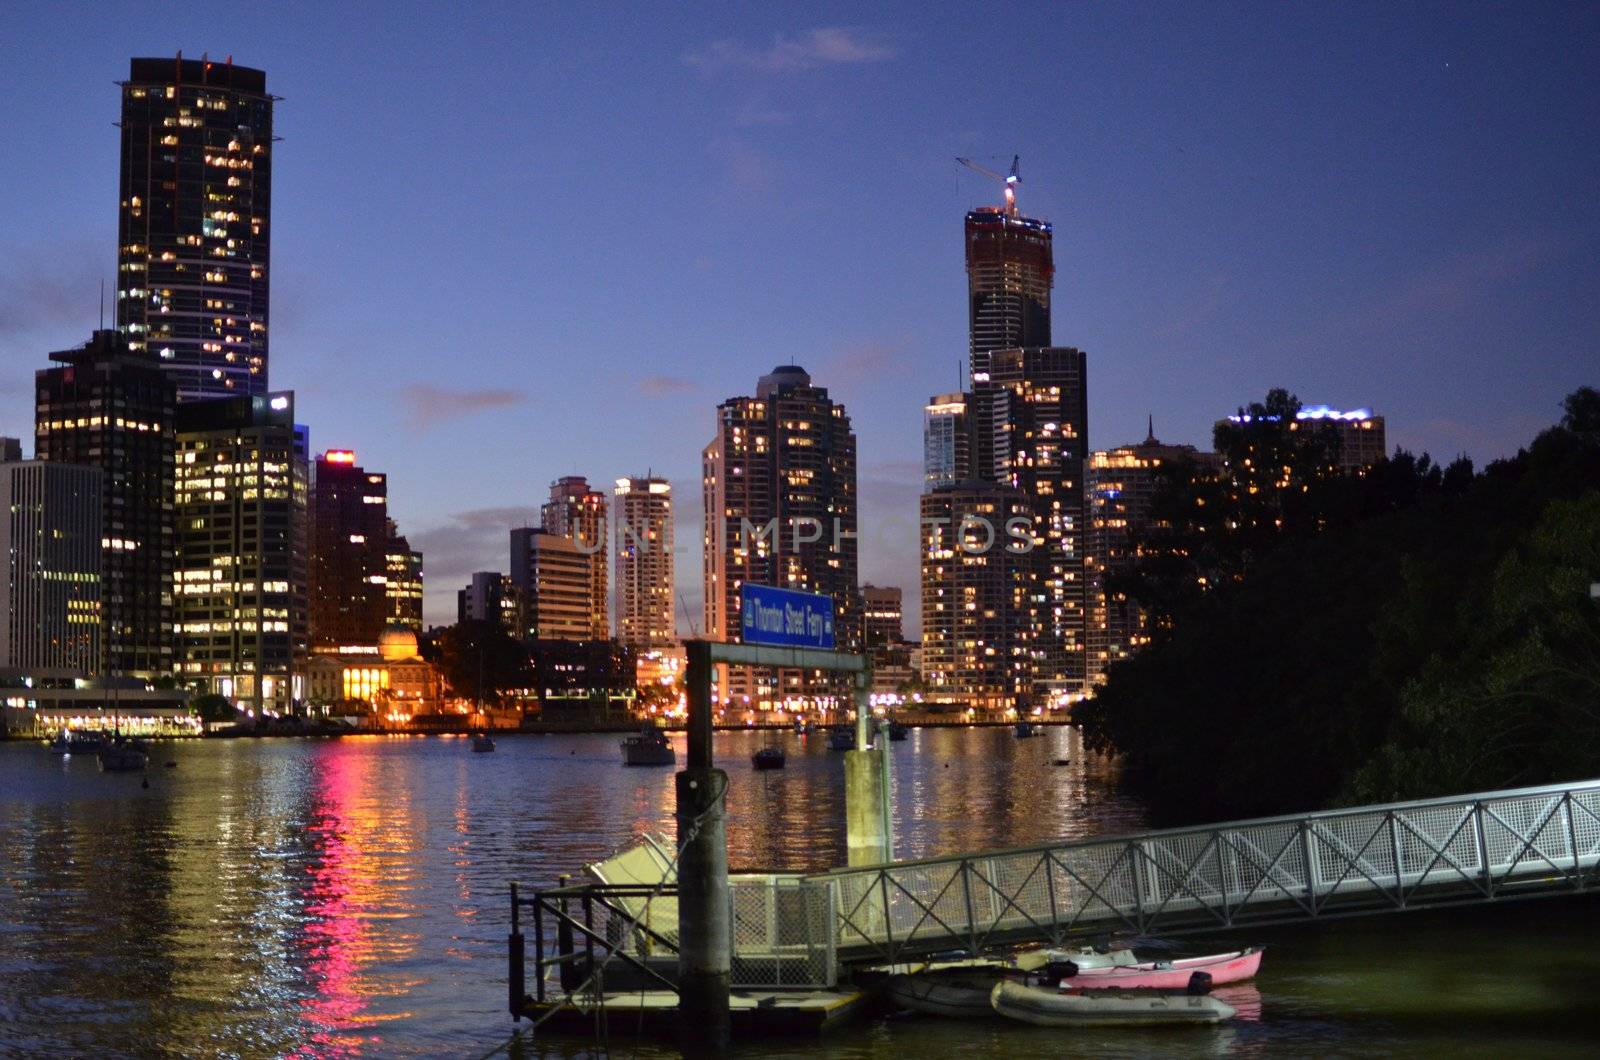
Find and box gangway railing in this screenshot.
[807,779,1600,964]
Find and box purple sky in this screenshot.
[2,3,1596,630]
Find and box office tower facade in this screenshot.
[1216,405,1386,473]
[989,346,1089,701]
[1086,427,1223,688]
[175,391,308,713]
[309,450,389,649]
[703,366,860,708]
[966,204,1053,478]
[35,330,177,678]
[919,481,1032,709]
[0,461,103,673]
[457,571,521,634]
[924,392,971,488]
[510,528,593,640]
[862,584,903,648]
[116,56,274,399]
[542,476,608,638]
[384,521,424,633]
[614,476,675,650]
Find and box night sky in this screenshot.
[2,3,1596,628]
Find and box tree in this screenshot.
[421,620,533,706]
[191,693,237,724]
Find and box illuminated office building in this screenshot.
[384,521,424,634]
[174,391,308,714]
[116,56,275,399]
[542,476,608,638]
[309,449,389,649]
[0,459,103,674]
[702,366,859,709]
[35,330,177,678]
[510,529,593,641]
[457,571,521,635]
[613,476,675,651]
[862,584,903,648]
[923,392,971,488]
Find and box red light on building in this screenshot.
[324,450,356,464]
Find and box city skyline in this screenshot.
[2,6,1596,628]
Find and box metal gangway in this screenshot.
[809,779,1600,965]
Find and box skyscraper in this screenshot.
[614,476,675,651]
[919,481,1032,710]
[510,528,594,640]
[703,366,859,709]
[542,476,608,639]
[309,450,389,649]
[35,330,177,678]
[175,391,308,713]
[384,521,424,634]
[457,571,521,634]
[966,202,1053,477]
[1086,426,1222,688]
[116,56,274,399]
[989,346,1089,701]
[923,392,971,488]
[0,459,103,674]
[862,584,904,648]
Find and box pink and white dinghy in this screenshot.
[1054,947,1264,991]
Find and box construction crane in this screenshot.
[956,154,1021,216]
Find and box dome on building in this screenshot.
[756,364,811,397]
[379,625,420,662]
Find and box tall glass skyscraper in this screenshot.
[116,56,274,399]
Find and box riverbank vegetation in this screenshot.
[1077,388,1600,824]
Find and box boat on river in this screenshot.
[621,727,675,766]
[883,719,908,741]
[827,726,855,751]
[751,746,786,770]
[1014,721,1044,738]
[98,739,149,772]
[1053,947,1264,990]
[49,729,110,755]
[887,969,1018,1018]
[990,980,1236,1026]
[471,733,496,753]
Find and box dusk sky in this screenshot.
[2,3,1596,628]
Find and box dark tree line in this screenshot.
[1077,387,1600,824]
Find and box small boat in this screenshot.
[1014,721,1039,738]
[47,731,73,754]
[752,747,786,770]
[990,979,1235,1026]
[887,970,1013,1019]
[621,727,675,766]
[1055,947,1264,991]
[98,740,149,773]
[793,718,814,736]
[471,733,496,753]
[884,720,908,741]
[827,726,855,751]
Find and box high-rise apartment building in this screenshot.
[989,346,1089,701]
[1086,426,1222,688]
[384,521,424,634]
[1216,405,1386,472]
[0,460,103,674]
[174,391,308,713]
[924,392,971,488]
[703,366,860,708]
[457,571,520,634]
[862,584,903,648]
[116,56,274,399]
[510,528,593,641]
[35,330,177,678]
[919,481,1032,710]
[309,450,389,649]
[614,476,675,650]
[542,476,608,638]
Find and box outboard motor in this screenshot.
[1043,960,1079,986]
[1186,970,1214,995]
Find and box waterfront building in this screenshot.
[862,584,903,648]
[919,481,1032,711]
[305,626,440,720]
[0,459,103,674]
[1086,424,1223,688]
[1217,405,1386,472]
[924,392,972,488]
[528,638,636,723]
[116,56,274,399]
[510,529,592,640]
[174,391,308,714]
[614,476,676,650]
[35,330,177,679]
[542,476,608,638]
[457,571,521,634]
[989,346,1090,701]
[702,365,860,710]
[309,450,389,650]
[384,521,424,634]
[966,199,1053,479]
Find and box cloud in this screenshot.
[685,27,895,75]
[638,375,696,397]
[817,338,913,393]
[397,384,527,430]
[411,505,541,626]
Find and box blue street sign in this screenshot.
[739,584,836,650]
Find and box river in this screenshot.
[1,729,1595,1057]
